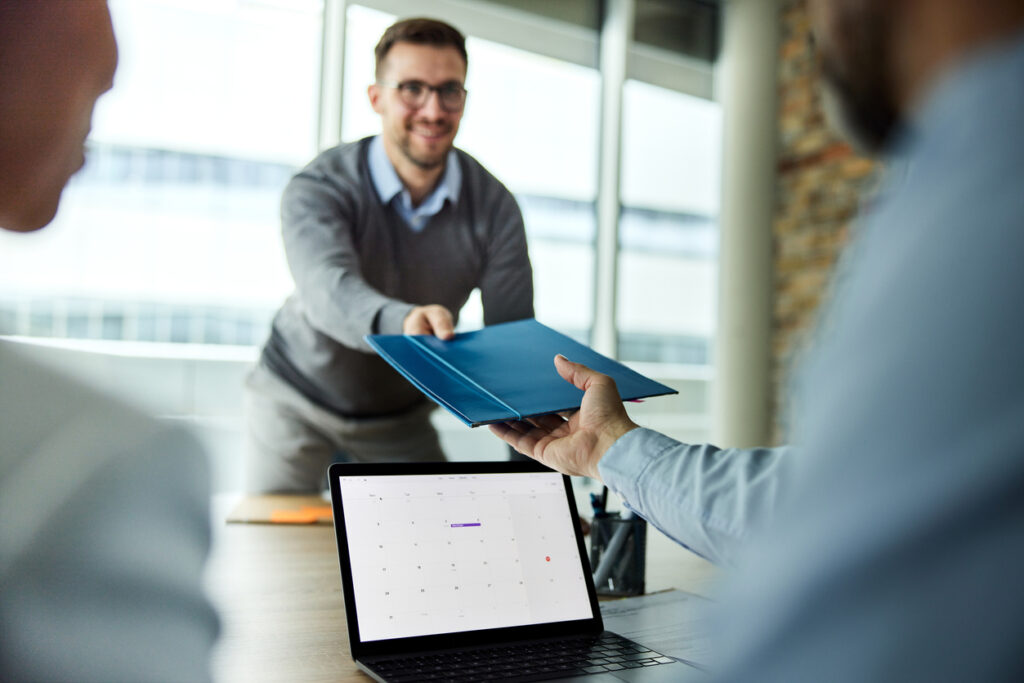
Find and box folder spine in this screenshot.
[407,336,521,420]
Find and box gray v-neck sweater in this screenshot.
[261,137,534,418]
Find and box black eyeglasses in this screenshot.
[378,80,468,113]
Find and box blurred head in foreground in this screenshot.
[0,0,118,232]
[810,0,1024,154]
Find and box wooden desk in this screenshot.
[207,496,361,683]
[205,495,716,683]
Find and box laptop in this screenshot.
[328,460,707,682]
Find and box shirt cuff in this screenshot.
[374,301,416,335]
[598,427,681,510]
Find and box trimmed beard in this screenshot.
[399,137,449,171]
[817,4,901,156]
[820,58,901,156]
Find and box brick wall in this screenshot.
[771,0,879,441]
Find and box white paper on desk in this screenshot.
[600,589,713,667]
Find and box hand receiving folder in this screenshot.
[366,318,677,427]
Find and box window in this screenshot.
[0,0,323,345]
[613,79,721,442]
[617,79,721,366]
[0,0,723,446]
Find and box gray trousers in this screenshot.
[243,363,445,493]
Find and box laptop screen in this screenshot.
[336,470,595,642]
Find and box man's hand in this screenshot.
[403,305,455,340]
[489,355,638,480]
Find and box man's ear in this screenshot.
[368,83,383,113]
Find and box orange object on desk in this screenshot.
[226,495,335,525]
[269,506,333,524]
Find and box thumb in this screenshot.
[553,354,608,392]
[427,306,455,340]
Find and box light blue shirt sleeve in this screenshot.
[599,428,792,567]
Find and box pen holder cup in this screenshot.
[589,513,647,597]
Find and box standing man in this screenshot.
[246,18,534,493]
[1,2,219,680]
[491,0,1024,679]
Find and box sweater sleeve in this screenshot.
[280,167,412,353]
[598,428,792,567]
[479,188,534,326]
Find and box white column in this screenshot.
[713,0,780,446]
[592,0,634,357]
[318,0,348,151]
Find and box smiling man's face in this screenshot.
[369,41,467,172]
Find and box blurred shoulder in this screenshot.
[0,340,210,559]
[453,146,516,201]
[287,137,373,195]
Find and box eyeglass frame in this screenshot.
[377,79,468,113]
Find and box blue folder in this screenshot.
[366,318,678,427]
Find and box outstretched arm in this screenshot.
[490,355,790,566]
[281,169,455,351]
[489,354,638,479]
[478,189,534,326]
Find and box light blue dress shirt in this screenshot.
[600,29,1024,681]
[367,134,462,232]
[0,341,220,681]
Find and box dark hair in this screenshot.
[374,17,467,79]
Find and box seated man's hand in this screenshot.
[403,304,455,340]
[489,355,638,481]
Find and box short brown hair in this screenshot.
[374,17,467,79]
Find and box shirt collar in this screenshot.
[367,135,462,211]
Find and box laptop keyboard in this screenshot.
[365,632,676,682]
